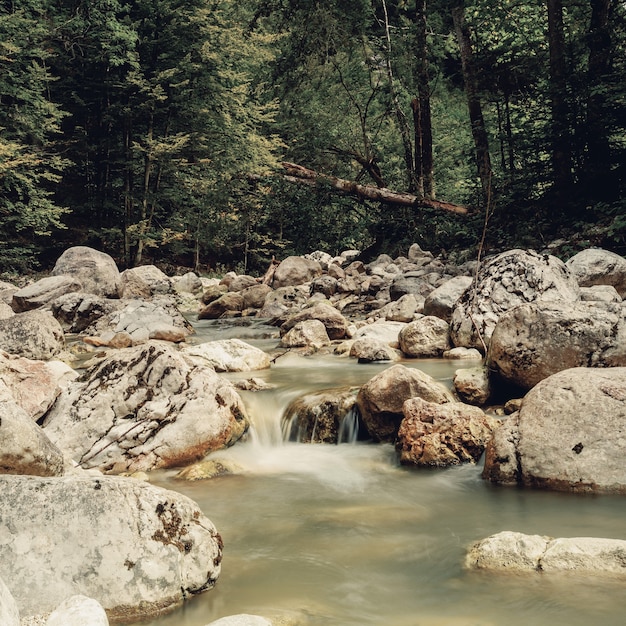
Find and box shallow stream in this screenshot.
[129,319,626,626]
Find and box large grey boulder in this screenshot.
[450,249,580,350]
[488,301,626,390]
[566,248,626,298]
[0,574,20,626]
[398,316,451,357]
[353,320,406,346]
[356,364,454,442]
[0,474,222,620]
[51,292,121,334]
[0,351,77,420]
[119,265,173,299]
[51,246,121,298]
[482,367,626,493]
[88,298,193,343]
[11,275,82,313]
[279,319,331,350]
[280,302,348,340]
[349,337,399,363]
[45,595,109,626]
[240,284,272,310]
[466,531,626,576]
[0,398,66,476]
[43,342,249,474]
[198,292,245,319]
[423,275,473,322]
[396,398,495,466]
[257,286,308,319]
[184,339,271,372]
[272,256,322,288]
[0,310,65,360]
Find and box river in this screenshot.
[128,319,626,626]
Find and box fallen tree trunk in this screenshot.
[281,162,469,215]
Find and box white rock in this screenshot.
[45,595,108,626]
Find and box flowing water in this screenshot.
[128,319,626,626]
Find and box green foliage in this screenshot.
[1,0,625,272]
[0,1,69,269]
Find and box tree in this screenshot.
[451,0,493,205]
[546,0,573,196]
[0,0,68,270]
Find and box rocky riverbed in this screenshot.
[0,243,625,625]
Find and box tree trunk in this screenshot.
[451,2,492,204]
[584,0,615,199]
[280,162,468,214]
[381,0,417,192]
[546,0,574,198]
[414,0,435,199]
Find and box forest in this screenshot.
[1,0,625,275]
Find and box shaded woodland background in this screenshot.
[1,0,625,274]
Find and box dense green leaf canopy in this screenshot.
[0,0,624,274]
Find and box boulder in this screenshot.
[272,256,323,288]
[566,248,626,297]
[407,243,434,264]
[240,284,272,310]
[51,247,121,298]
[280,302,348,340]
[201,284,228,305]
[396,398,495,466]
[257,286,308,319]
[453,366,491,405]
[356,364,454,442]
[184,339,271,372]
[50,293,121,333]
[450,249,580,350]
[283,387,360,443]
[443,347,483,360]
[279,319,331,350]
[172,271,203,295]
[482,367,626,493]
[43,342,249,474]
[398,316,451,358]
[310,275,339,298]
[0,351,77,421]
[0,310,65,360]
[382,294,422,322]
[11,275,82,313]
[198,293,245,319]
[349,338,399,363]
[226,274,258,292]
[353,320,406,346]
[0,575,19,626]
[423,275,473,322]
[0,474,222,620]
[88,298,193,343]
[45,595,109,626]
[389,273,432,301]
[466,531,626,576]
[119,265,173,299]
[488,301,626,390]
[0,397,66,476]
